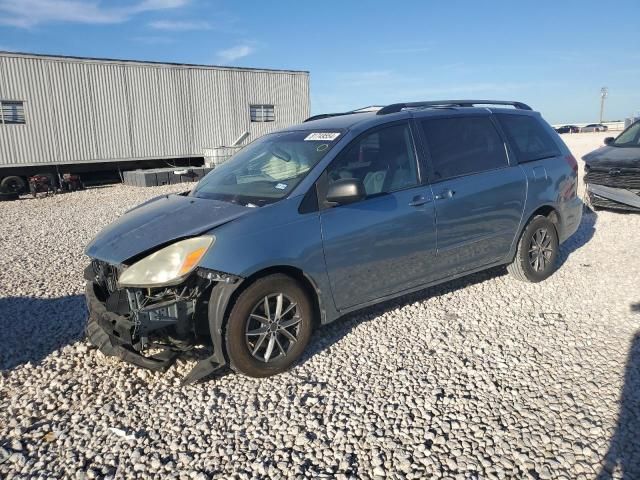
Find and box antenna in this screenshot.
[599,87,608,124]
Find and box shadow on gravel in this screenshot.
[0,295,86,370]
[557,209,597,268]
[301,266,505,366]
[598,328,640,480]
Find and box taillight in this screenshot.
[565,154,578,173]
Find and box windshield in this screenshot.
[613,122,640,147]
[193,130,342,206]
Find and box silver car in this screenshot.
[581,124,608,133]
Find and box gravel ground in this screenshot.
[1,132,639,479]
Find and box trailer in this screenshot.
[0,51,310,194]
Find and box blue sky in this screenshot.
[1,0,639,124]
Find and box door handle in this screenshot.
[408,195,432,207]
[435,189,455,200]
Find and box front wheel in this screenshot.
[225,274,314,377]
[508,216,559,282]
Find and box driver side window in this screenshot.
[326,123,419,197]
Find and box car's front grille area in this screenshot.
[91,260,120,295]
[585,169,640,189]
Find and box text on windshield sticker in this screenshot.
[304,132,340,141]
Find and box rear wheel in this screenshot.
[0,176,26,194]
[225,274,313,377]
[508,216,559,282]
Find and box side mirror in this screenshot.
[604,137,615,145]
[326,178,366,205]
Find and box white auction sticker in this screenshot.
[304,132,340,141]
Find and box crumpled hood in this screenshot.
[583,145,640,168]
[85,194,252,264]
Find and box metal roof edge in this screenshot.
[0,50,310,75]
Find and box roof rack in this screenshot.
[376,100,532,115]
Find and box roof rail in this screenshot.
[304,112,352,122]
[303,106,379,123]
[376,100,532,115]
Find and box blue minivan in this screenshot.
[84,100,582,383]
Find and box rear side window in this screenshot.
[420,116,508,181]
[497,114,560,162]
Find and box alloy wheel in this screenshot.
[528,228,553,272]
[245,293,301,363]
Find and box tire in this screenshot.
[225,274,314,377]
[0,175,26,194]
[508,215,559,282]
[0,191,19,202]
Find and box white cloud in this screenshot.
[148,19,211,31]
[0,0,189,28]
[216,44,254,63]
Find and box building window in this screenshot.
[1,101,26,124]
[250,104,275,122]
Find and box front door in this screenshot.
[319,122,438,311]
[418,114,527,276]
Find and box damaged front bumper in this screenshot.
[585,166,640,212]
[587,184,640,212]
[84,261,243,384]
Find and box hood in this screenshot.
[85,194,252,264]
[583,145,640,169]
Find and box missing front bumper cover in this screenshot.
[84,276,234,385]
[85,282,180,371]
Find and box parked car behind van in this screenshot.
[555,125,580,134]
[583,120,640,211]
[581,124,608,133]
[84,100,583,383]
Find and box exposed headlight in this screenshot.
[118,236,215,288]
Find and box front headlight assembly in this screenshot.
[118,236,215,288]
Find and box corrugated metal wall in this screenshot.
[0,53,310,168]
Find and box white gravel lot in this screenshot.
[1,132,639,479]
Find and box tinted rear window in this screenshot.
[497,114,560,162]
[420,116,508,181]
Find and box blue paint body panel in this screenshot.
[319,185,437,310]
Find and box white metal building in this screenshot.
[0,51,310,170]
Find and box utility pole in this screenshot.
[599,87,608,123]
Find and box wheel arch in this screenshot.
[208,264,324,364]
[235,265,323,328]
[528,205,560,231]
[509,204,560,261]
